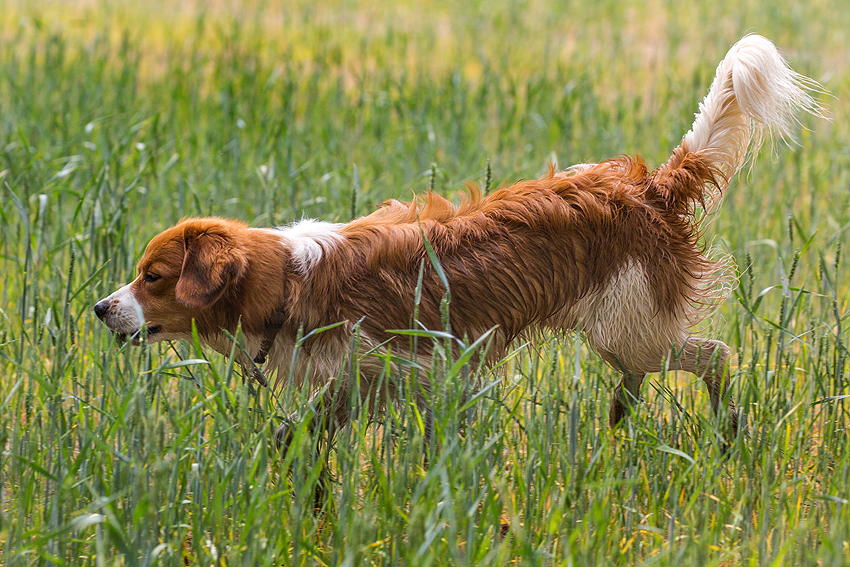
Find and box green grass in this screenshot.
[1,0,849,564]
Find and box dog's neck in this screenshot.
[223,225,352,382]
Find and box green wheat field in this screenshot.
[1,0,849,564]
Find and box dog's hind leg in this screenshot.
[608,371,646,428]
[675,337,739,436]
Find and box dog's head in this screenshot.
[95,218,250,343]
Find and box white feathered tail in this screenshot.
[678,35,824,207]
[647,35,826,323]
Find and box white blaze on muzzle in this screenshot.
[95,283,145,336]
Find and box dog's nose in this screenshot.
[94,301,110,320]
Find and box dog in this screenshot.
[95,35,822,442]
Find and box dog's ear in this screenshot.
[175,223,248,309]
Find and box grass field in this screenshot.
[1,0,849,564]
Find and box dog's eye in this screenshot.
[144,272,162,283]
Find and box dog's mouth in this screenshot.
[115,325,162,345]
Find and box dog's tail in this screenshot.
[655,35,824,212]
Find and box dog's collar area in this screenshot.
[253,308,287,364]
[249,307,288,386]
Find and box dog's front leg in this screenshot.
[274,395,344,453]
[274,399,342,511]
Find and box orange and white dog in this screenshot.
[96,36,821,439]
